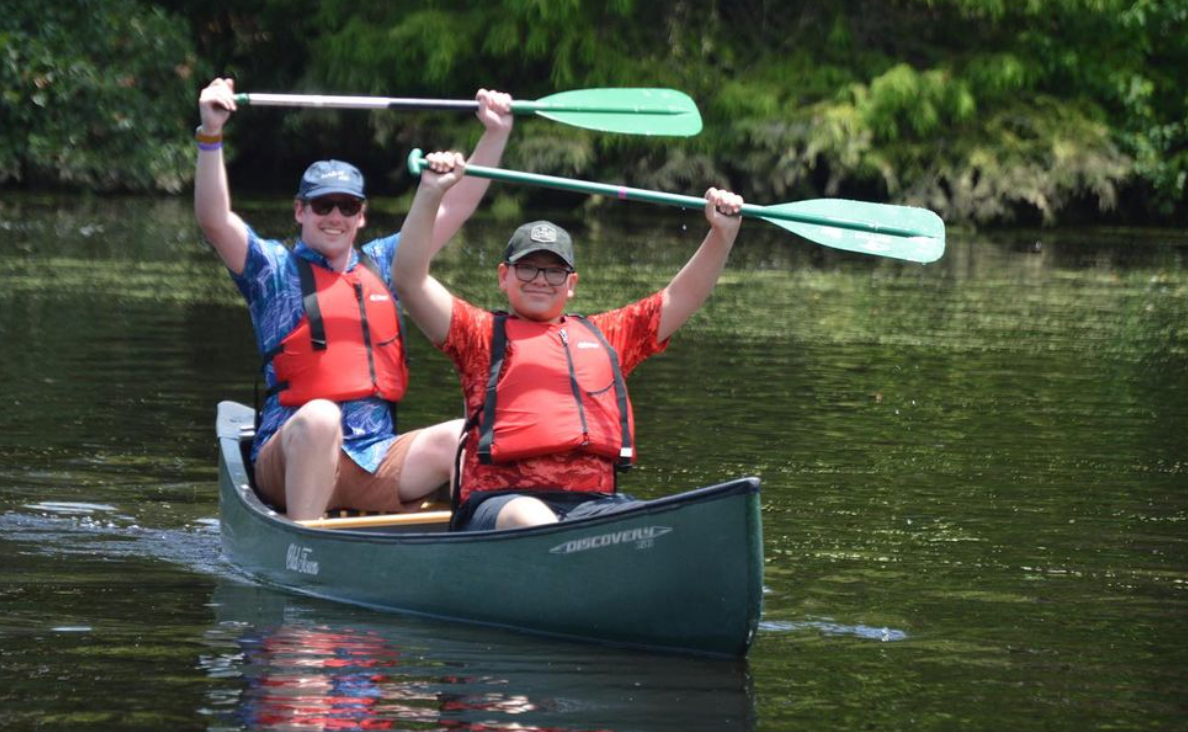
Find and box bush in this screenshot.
[0,0,195,192]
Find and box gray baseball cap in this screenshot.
[297,160,366,200]
[503,221,575,268]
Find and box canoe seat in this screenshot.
[295,509,452,530]
[321,498,447,518]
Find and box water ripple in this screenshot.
[760,619,909,642]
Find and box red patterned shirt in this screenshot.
[440,292,670,500]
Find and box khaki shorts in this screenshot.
[254,429,423,514]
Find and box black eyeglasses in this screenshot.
[512,263,573,286]
[306,197,364,216]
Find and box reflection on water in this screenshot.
[201,582,755,732]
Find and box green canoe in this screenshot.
[216,401,764,656]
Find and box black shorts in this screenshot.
[455,490,642,532]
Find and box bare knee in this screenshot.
[282,400,343,452]
[496,497,559,530]
[398,419,464,503]
[420,419,465,463]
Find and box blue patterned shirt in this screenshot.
[230,227,402,473]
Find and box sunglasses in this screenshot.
[306,197,364,216]
[511,262,573,286]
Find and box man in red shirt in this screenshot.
[395,151,743,531]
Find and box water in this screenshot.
[1,196,1186,730]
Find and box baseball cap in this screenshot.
[297,160,366,200]
[504,221,575,269]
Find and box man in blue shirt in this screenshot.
[194,77,512,520]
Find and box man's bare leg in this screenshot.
[279,399,343,520]
[398,418,465,505]
[495,496,559,529]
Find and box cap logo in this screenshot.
[530,225,558,243]
[321,170,352,182]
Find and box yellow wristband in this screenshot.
[194,126,223,144]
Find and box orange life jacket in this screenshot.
[475,313,634,467]
[267,254,407,407]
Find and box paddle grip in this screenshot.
[407,149,426,177]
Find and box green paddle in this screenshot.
[407,149,945,263]
[233,88,702,137]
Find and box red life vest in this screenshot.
[267,255,408,407]
[475,313,634,467]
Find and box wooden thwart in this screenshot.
[296,510,452,530]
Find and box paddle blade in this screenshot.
[531,88,703,137]
[755,199,945,263]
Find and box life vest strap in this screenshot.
[358,251,406,429]
[476,312,509,464]
[450,406,483,530]
[357,253,408,367]
[296,257,327,349]
[573,315,633,470]
[558,327,591,442]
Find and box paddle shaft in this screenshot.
[421,155,930,239]
[234,93,688,116]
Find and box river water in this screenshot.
[0,195,1185,730]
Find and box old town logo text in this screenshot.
[549,526,673,555]
[285,543,320,575]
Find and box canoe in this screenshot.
[216,401,764,656]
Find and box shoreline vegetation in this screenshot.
[2,0,1186,227]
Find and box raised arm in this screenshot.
[430,89,513,248]
[657,188,744,341]
[394,152,469,345]
[193,78,250,275]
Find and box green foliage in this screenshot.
[3,0,1187,224]
[278,0,1188,224]
[710,0,1185,223]
[0,0,195,192]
